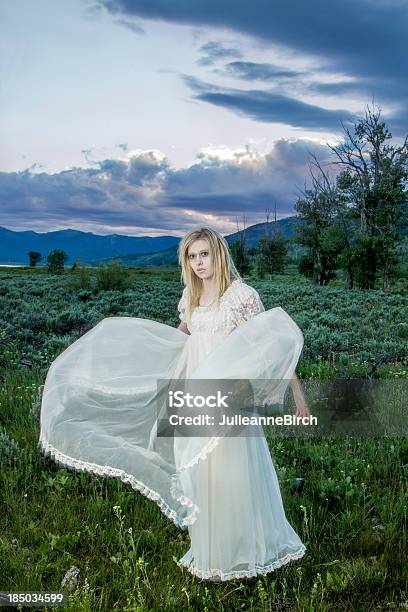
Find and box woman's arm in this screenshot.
[178,321,190,335]
[290,373,309,417]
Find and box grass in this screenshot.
[0,265,407,611]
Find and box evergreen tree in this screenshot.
[230,239,251,276]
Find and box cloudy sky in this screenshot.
[1,0,407,237]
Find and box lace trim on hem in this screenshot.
[37,436,197,530]
[176,546,307,581]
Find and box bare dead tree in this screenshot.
[234,213,248,249]
[327,103,407,237]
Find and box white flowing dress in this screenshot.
[173,280,306,580]
[38,278,306,583]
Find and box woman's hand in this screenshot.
[177,321,190,335]
[294,395,310,418]
[291,373,310,418]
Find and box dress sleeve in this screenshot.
[177,287,188,323]
[233,283,265,326]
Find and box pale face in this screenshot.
[187,239,214,281]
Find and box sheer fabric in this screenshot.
[38,279,306,580]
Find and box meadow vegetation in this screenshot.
[0,264,407,611]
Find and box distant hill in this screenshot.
[94,217,304,267]
[0,217,304,267]
[0,227,180,265]
[225,217,301,247]
[2,208,406,267]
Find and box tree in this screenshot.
[257,235,270,279]
[294,167,343,286]
[256,206,287,279]
[46,249,68,274]
[328,103,408,291]
[270,230,287,274]
[231,215,251,275]
[308,155,358,289]
[257,208,274,279]
[28,251,42,267]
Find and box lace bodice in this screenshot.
[177,279,265,336]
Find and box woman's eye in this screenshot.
[188,251,209,260]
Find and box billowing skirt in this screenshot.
[38,307,306,580]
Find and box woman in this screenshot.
[171,227,308,580]
[38,226,308,583]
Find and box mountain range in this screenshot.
[0,217,301,266]
[0,226,179,266]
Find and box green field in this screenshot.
[0,266,407,611]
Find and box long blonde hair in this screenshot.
[178,227,242,320]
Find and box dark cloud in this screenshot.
[0,152,171,230]
[0,139,332,231]
[215,61,407,136]
[222,61,305,81]
[182,75,357,131]
[97,0,408,131]
[127,151,169,184]
[97,1,408,81]
[221,62,377,100]
[97,159,128,181]
[162,138,332,213]
[196,41,242,66]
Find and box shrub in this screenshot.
[65,262,93,290]
[95,261,131,291]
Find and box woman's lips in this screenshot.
[197,269,205,272]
